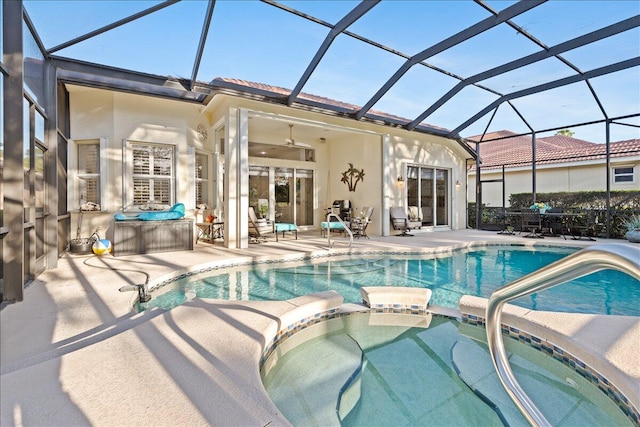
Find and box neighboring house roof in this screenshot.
[210,77,475,157]
[467,131,640,171]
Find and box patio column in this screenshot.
[224,107,249,249]
[381,133,390,236]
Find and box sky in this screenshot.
[22,0,640,143]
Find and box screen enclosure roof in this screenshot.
[22,0,640,145]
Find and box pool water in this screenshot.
[140,246,640,316]
[261,313,632,426]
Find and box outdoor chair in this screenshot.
[521,210,543,238]
[408,206,422,225]
[390,207,421,237]
[248,206,274,243]
[496,208,516,235]
[566,210,597,241]
[545,207,566,239]
[350,206,374,239]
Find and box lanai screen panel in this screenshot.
[22,0,640,143]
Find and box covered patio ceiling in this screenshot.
[23,0,640,144]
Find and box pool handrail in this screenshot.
[486,243,640,427]
[326,213,353,248]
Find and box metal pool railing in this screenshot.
[485,243,640,427]
[326,213,353,248]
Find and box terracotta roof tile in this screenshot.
[212,77,450,132]
[468,131,640,170]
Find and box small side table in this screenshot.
[196,221,224,243]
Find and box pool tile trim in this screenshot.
[462,313,639,426]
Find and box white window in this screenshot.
[613,166,635,184]
[195,151,210,207]
[68,138,108,211]
[77,143,100,204]
[131,143,175,209]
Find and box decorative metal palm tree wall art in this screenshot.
[341,163,365,192]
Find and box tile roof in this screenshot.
[467,131,640,170]
[211,77,452,134]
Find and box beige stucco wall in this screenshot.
[69,87,207,237]
[68,86,471,243]
[208,94,471,235]
[468,159,640,207]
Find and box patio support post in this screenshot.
[2,0,25,300]
[237,108,249,248]
[224,107,249,249]
[44,60,59,268]
[502,165,506,209]
[605,120,611,239]
[382,133,391,236]
[475,141,482,230]
[531,133,537,203]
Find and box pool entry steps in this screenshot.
[359,286,432,315]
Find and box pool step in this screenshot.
[451,336,621,426]
[341,321,503,426]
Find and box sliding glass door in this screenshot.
[249,166,314,226]
[407,165,450,227]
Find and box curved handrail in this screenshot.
[326,213,353,248]
[486,243,640,427]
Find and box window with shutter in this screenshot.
[195,151,209,206]
[77,142,100,205]
[131,143,175,209]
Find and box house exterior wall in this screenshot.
[69,88,206,239]
[468,158,640,207]
[68,87,471,246]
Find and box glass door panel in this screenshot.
[421,168,434,226]
[296,169,313,226]
[249,166,270,219]
[435,169,449,226]
[407,166,419,209]
[275,167,294,223]
[404,165,450,227]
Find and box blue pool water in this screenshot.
[140,246,640,316]
[261,313,633,426]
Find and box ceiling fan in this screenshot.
[284,124,311,148]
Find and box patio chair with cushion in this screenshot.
[390,206,421,237]
[350,206,374,239]
[248,206,274,243]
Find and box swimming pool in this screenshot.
[261,312,633,426]
[140,245,640,316]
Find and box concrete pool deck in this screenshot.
[1,229,638,426]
